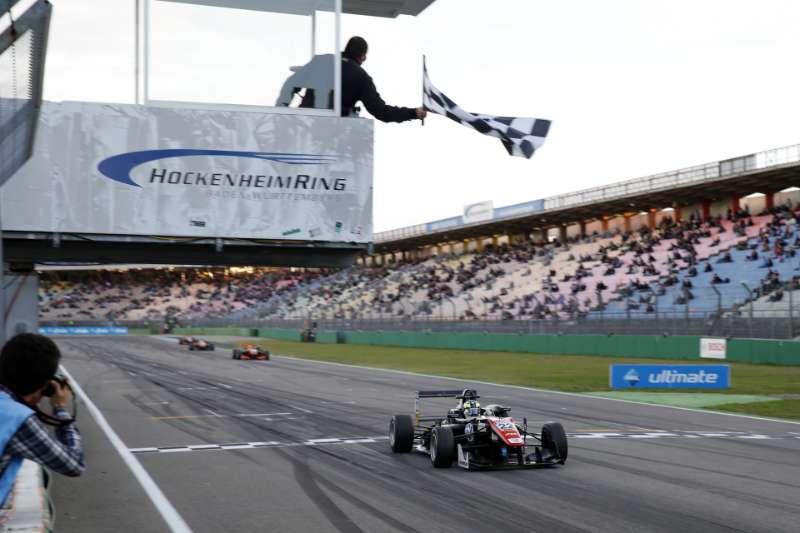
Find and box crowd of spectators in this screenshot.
[39,201,800,324]
[39,267,322,322]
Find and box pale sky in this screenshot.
[42,0,800,232]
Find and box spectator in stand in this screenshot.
[717,252,733,264]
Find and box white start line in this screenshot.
[129,430,800,455]
[130,436,389,454]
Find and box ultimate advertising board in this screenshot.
[1,101,374,243]
[610,364,730,389]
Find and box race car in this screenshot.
[232,343,270,361]
[178,336,197,345]
[389,389,567,470]
[187,338,215,351]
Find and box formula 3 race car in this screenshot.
[389,389,567,470]
[188,338,215,351]
[232,343,270,361]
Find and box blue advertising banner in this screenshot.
[609,364,730,389]
[39,326,129,336]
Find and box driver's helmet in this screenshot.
[463,400,481,418]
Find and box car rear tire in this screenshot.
[541,422,568,464]
[430,426,455,468]
[389,415,414,453]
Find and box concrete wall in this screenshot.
[5,272,38,339]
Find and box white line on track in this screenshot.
[235,412,292,417]
[130,437,390,454]
[61,366,193,533]
[128,430,800,456]
[274,355,800,427]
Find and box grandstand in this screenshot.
[39,142,800,340]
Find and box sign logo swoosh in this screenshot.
[98,149,336,187]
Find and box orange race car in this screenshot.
[232,343,270,361]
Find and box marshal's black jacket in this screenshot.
[339,58,417,123]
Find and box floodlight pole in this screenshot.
[143,0,150,104]
[333,0,341,116]
[310,10,316,57]
[135,0,139,104]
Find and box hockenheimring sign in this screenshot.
[1,101,374,243]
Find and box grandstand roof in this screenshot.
[374,143,800,252]
[159,0,437,18]
[4,234,364,269]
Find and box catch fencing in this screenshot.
[41,309,800,341]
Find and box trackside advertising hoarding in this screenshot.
[700,338,727,359]
[610,364,730,389]
[2,101,373,243]
[39,327,129,336]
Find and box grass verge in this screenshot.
[707,399,800,419]
[249,338,800,420]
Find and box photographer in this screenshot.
[0,333,85,505]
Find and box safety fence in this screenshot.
[39,307,800,341]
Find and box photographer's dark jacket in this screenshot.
[340,58,417,123]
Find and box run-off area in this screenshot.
[53,336,800,533]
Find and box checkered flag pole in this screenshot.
[422,58,551,159]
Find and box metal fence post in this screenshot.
[741,282,754,337]
[789,289,794,338]
[711,285,721,316]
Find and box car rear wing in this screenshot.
[416,390,466,399]
[414,389,478,425]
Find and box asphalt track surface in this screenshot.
[52,336,800,533]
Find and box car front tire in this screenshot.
[541,422,568,464]
[430,426,455,468]
[389,415,414,453]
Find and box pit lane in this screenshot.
[53,336,800,533]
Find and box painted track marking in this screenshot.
[130,436,390,454]
[61,366,192,533]
[151,412,297,421]
[128,430,800,455]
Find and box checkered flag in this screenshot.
[422,59,551,159]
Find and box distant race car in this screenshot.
[188,338,215,351]
[178,336,197,346]
[300,328,316,342]
[389,389,567,470]
[232,343,270,361]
